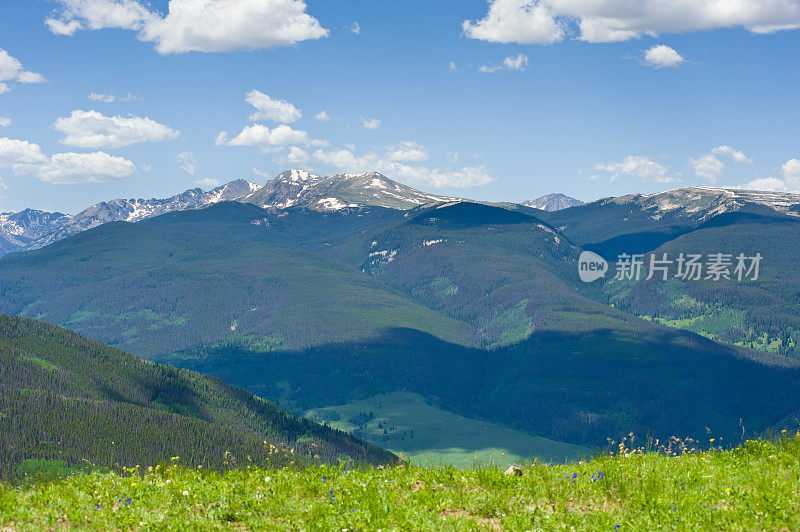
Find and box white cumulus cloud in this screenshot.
[745,176,786,191]
[314,110,332,122]
[195,177,219,187]
[742,158,799,192]
[89,92,116,103]
[0,49,45,94]
[362,117,381,130]
[245,90,302,123]
[0,136,136,183]
[385,141,428,162]
[712,145,752,163]
[463,0,564,44]
[643,45,684,68]
[689,154,725,182]
[219,124,326,150]
[177,151,196,174]
[690,145,752,182]
[0,137,49,167]
[33,151,136,184]
[479,53,529,73]
[310,147,495,188]
[88,91,137,102]
[46,0,328,54]
[286,146,312,166]
[594,155,674,183]
[463,0,800,44]
[54,110,180,149]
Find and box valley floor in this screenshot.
[2,437,800,530]
[305,392,587,468]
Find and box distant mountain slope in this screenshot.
[609,210,800,357]
[537,187,800,258]
[29,179,259,250]
[523,193,584,212]
[0,315,395,478]
[608,187,800,221]
[0,171,453,255]
[354,201,621,346]
[0,180,259,255]
[0,209,70,254]
[242,170,452,211]
[0,203,470,356]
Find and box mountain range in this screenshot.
[4,169,799,257]
[0,180,260,254]
[0,172,455,255]
[3,171,800,464]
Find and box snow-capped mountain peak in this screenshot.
[0,209,71,254]
[282,169,320,183]
[2,179,260,254]
[243,170,453,211]
[523,193,584,212]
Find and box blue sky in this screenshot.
[0,0,799,214]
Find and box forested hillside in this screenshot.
[0,205,469,356]
[610,210,800,356]
[0,316,395,478]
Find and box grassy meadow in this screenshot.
[305,392,587,468]
[3,436,800,530]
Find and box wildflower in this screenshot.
[126,498,131,505]
[165,479,171,484]
[265,476,271,483]
[182,490,190,496]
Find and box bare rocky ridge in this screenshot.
[605,187,800,221]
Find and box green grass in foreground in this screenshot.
[3,437,800,530]
[305,392,587,468]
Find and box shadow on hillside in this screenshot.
[157,326,800,450]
